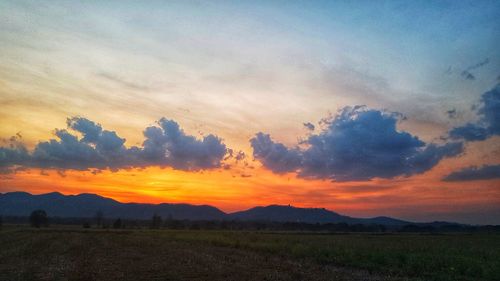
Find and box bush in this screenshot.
[29,210,48,228]
[150,214,162,229]
[113,218,122,229]
[94,210,104,227]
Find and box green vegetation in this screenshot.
[0,227,498,281]
[165,231,500,281]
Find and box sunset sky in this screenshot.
[1,0,499,224]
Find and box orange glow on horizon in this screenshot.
[2,163,499,222]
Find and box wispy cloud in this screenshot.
[96,72,152,92]
[444,164,500,181]
[460,58,490,81]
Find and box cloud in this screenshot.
[96,72,151,91]
[250,133,302,174]
[31,117,134,171]
[0,136,31,174]
[461,70,475,81]
[141,118,227,170]
[0,117,228,173]
[446,59,489,81]
[480,84,500,135]
[303,122,315,131]
[460,58,490,81]
[225,149,246,162]
[67,117,104,143]
[466,58,490,72]
[443,165,500,181]
[234,151,246,161]
[251,106,463,181]
[449,123,489,141]
[446,109,457,119]
[449,84,500,141]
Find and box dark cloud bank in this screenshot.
[0,117,228,173]
[444,84,500,181]
[1,84,498,183]
[443,165,500,181]
[251,106,463,182]
[251,84,499,182]
[448,84,500,141]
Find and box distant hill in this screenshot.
[229,205,410,226]
[1,191,410,225]
[0,191,225,220]
[229,205,353,223]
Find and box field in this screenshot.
[0,227,499,281]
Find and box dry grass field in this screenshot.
[0,226,499,281]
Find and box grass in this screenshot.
[163,230,500,281]
[0,226,499,281]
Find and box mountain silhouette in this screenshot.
[229,205,409,226]
[0,191,225,220]
[0,191,410,225]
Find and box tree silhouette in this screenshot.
[94,210,104,227]
[30,210,48,228]
[150,214,162,229]
[113,218,122,229]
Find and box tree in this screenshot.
[150,214,162,229]
[113,218,122,229]
[94,210,104,227]
[30,210,48,228]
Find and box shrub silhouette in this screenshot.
[150,214,162,229]
[30,210,48,228]
[113,218,122,229]
[94,210,104,227]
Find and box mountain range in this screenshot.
[1,191,413,226]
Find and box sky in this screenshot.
[0,0,499,224]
